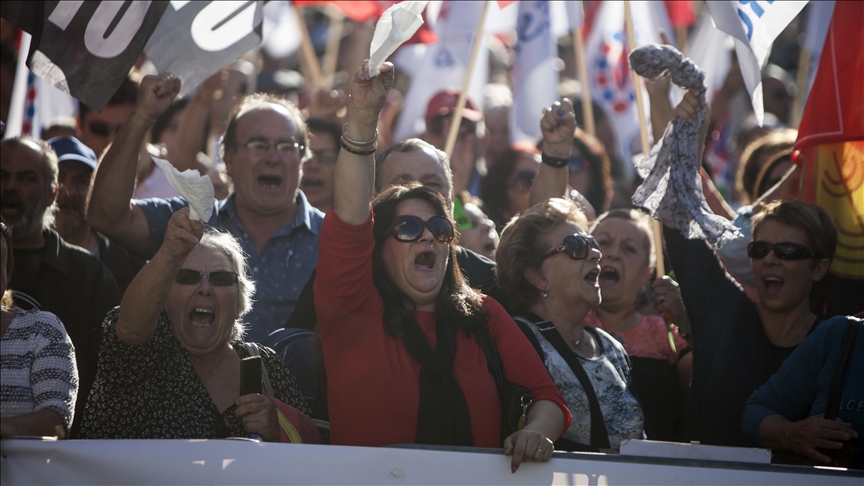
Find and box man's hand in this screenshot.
[540,98,577,159]
[160,209,203,261]
[136,73,182,121]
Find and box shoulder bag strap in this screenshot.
[536,324,611,449]
[243,342,274,396]
[824,320,859,421]
[477,326,504,388]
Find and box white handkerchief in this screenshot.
[368,1,428,77]
[152,156,215,221]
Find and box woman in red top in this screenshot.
[315,61,569,471]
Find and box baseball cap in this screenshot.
[48,136,98,171]
[424,88,484,124]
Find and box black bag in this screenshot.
[476,327,532,443]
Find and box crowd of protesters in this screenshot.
[0,5,862,473]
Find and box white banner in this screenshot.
[706,0,808,125]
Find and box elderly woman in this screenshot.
[315,61,569,471]
[1,222,78,438]
[481,143,542,230]
[584,209,691,441]
[496,199,645,450]
[79,209,311,440]
[667,90,840,447]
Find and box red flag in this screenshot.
[663,0,695,29]
[794,1,864,279]
[497,1,518,9]
[294,1,387,22]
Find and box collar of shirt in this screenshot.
[40,229,70,275]
[215,190,324,237]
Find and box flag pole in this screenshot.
[444,0,490,158]
[574,26,596,136]
[321,5,345,89]
[293,4,324,89]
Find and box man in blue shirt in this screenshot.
[87,74,323,342]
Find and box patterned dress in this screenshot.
[79,308,309,439]
[1,309,78,430]
[519,319,644,448]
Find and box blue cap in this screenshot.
[48,136,97,171]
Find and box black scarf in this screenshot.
[401,314,474,446]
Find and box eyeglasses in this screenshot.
[240,139,305,158]
[747,241,823,261]
[387,215,454,244]
[545,234,600,260]
[510,170,537,194]
[88,121,124,138]
[1,222,11,240]
[311,149,338,164]
[175,269,239,286]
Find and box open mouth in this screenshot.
[258,175,283,189]
[301,177,323,188]
[189,307,215,328]
[599,266,619,283]
[57,200,81,212]
[414,250,436,271]
[585,268,600,284]
[762,276,785,295]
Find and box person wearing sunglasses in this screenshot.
[315,60,568,472]
[77,76,137,157]
[662,89,839,448]
[480,143,542,231]
[497,198,645,451]
[79,209,316,442]
[1,220,78,439]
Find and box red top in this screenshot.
[315,209,570,447]
[584,309,690,365]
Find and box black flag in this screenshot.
[1,1,170,111]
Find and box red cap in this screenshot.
[424,88,484,123]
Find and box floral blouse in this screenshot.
[79,308,309,439]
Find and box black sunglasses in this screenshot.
[88,121,124,137]
[387,215,454,244]
[175,269,239,286]
[545,234,600,260]
[747,241,823,261]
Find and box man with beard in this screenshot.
[48,136,145,295]
[0,136,120,437]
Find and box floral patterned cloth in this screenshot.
[79,308,310,439]
[629,44,740,247]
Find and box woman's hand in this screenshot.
[503,429,555,472]
[652,276,689,333]
[540,98,577,159]
[160,209,204,261]
[236,393,280,442]
[673,88,701,123]
[771,414,858,464]
[347,60,395,126]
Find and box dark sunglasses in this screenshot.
[747,241,823,261]
[387,215,454,244]
[511,170,537,193]
[175,269,239,286]
[88,121,124,137]
[545,234,600,260]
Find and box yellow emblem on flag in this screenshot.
[815,141,864,278]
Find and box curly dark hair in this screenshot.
[370,183,487,343]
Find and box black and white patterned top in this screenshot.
[78,308,310,439]
[520,320,644,448]
[1,309,78,430]
[629,44,740,247]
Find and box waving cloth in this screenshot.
[629,44,740,247]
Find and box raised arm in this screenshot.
[171,71,224,173]
[529,99,577,207]
[115,209,203,345]
[86,74,181,258]
[333,61,394,225]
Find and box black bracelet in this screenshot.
[541,152,569,168]
[340,136,377,156]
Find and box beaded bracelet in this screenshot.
[340,136,377,155]
[341,124,379,146]
[541,152,569,168]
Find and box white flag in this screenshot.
[509,1,558,143]
[369,1,428,77]
[682,12,733,105]
[706,0,808,125]
[802,1,835,96]
[393,1,489,141]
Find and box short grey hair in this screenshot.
[375,138,453,194]
[1,137,59,231]
[197,229,256,342]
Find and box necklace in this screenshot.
[568,329,583,347]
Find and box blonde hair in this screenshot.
[592,208,656,270]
